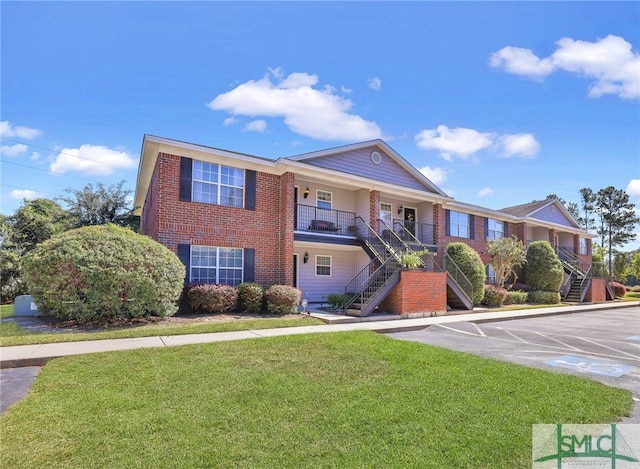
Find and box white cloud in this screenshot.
[497,133,540,158]
[223,116,238,126]
[0,121,42,140]
[627,179,640,198]
[415,125,495,161]
[30,151,41,160]
[207,69,382,141]
[0,143,28,157]
[10,189,40,201]
[367,77,382,91]
[50,144,138,176]
[490,35,640,100]
[477,187,494,197]
[418,165,448,186]
[243,120,267,133]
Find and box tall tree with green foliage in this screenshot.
[595,186,639,274]
[486,235,527,288]
[59,180,137,230]
[578,187,597,232]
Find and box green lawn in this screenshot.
[624,291,640,300]
[0,304,14,319]
[0,311,323,346]
[0,331,632,468]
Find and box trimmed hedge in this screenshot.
[482,284,507,307]
[610,281,627,298]
[503,291,528,305]
[327,293,351,311]
[528,290,561,305]
[237,282,264,313]
[187,284,238,314]
[524,241,563,292]
[265,285,302,315]
[447,242,486,305]
[22,224,185,323]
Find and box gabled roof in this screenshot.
[286,139,449,198]
[500,198,581,229]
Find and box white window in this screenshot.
[487,219,504,240]
[316,255,332,276]
[192,160,244,208]
[190,246,243,286]
[380,202,392,224]
[449,211,470,238]
[486,264,496,284]
[317,190,332,210]
[579,238,588,255]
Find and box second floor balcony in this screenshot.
[295,204,357,237]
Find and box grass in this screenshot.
[624,291,640,300]
[0,312,323,346]
[0,331,632,468]
[0,304,14,319]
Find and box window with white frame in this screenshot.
[317,190,332,210]
[449,211,470,238]
[579,237,588,255]
[380,202,392,224]
[486,264,496,284]
[192,160,245,208]
[190,246,243,286]
[487,219,504,240]
[316,255,332,276]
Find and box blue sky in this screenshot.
[1,2,639,249]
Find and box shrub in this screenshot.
[630,285,640,293]
[237,282,264,313]
[503,291,528,305]
[327,293,351,311]
[509,283,531,292]
[265,285,302,315]
[527,290,561,305]
[22,224,185,323]
[524,241,563,292]
[610,281,627,298]
[446,242,486,305]
[187,284,238,314]
[482,284,507,307]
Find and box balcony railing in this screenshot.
[393,219,434,244]
[295,204,357,236]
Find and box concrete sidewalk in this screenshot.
[1,301,639,368]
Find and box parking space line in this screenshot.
[471,323,486,337]
[434,324,483,337]
[494,327,529,344]
[529,331,582,351]
[573,336,639,359]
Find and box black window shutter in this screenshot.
[179,157,192,202]
[244,248,255,282]
[504,222,509,237]
[445,210,451,236]
[469,215,475,239]
[245,170,256,210]
[177,244,191,283]
[484,217,489,240]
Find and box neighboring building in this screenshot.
[134,135,599,316]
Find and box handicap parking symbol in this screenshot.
[545,355,636,377]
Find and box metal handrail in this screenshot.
[295,203,356,236]
[443,252,474,302]
[344,256,401,312]
[579,264,593,302]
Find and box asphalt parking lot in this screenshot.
[387,306,640,422]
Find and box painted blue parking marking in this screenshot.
[627,336,640,342]
[545,355,636,378]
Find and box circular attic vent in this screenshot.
[371,151,382,164]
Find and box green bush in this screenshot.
[503,291,528,305]
[610,281,627,298]
[527,290,561,305]
[237,282,264,313]
[482,284,507,307]
[22,224,185,323]
[630,285,640,293]
[265,285,302,315]
[327,293,351,311]
[187,284,238,314]
[446,242,486,305]
[524,241,563,292]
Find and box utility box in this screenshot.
[14,295,42,317]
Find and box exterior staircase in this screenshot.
[344,217,473,316]
[558,247,591,303]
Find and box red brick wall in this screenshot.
[370,190,380,232]
[146,152,293,286]
[380,271,447,315]
[586,278,606,303]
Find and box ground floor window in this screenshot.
[316,255,332,276]
[579,237,588,255]
[486,264,496,284]
[190,246,243,286]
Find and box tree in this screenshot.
[486,235,527,288]
[524,241,563,292]
[613,252,627,281]
[59,180,137,229]
[595,186,640,274]
[578,187,597,232]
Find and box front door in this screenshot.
[404,207,417,236]
[292,254,298,288]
